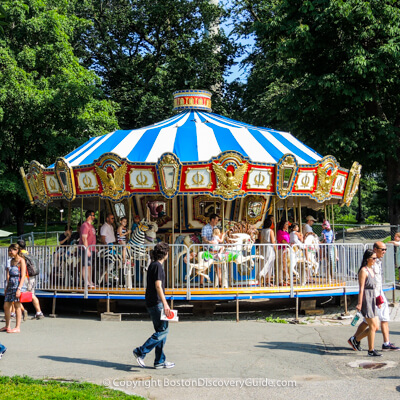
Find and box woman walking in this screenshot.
[1,244,27,333]
[356,249,381,357]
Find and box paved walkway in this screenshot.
[0,303,399,400]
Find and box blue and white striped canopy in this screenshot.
[51,111,322,167]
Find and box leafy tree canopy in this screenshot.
[0,0,119,232]
[73,0,238,128]
[232,0,400,223]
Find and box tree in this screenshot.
[72,0,237,128]
[0,0,119,234]
[233,0,400,224]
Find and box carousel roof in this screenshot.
[49,110,322,168]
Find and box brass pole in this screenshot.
[80,197,83,223]
[172,198,175,290]
[293,198,297,223]
[97,196,101,232]
[128,197,132,239]
[285,198,288,221]
[45,204,48,246]
[299,199,302,234]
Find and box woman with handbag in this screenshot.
[1,243,27,333]
[355,249,381,357]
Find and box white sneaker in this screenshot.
[133,349,145,368]
[154,361,175,369]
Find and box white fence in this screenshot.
[0,243,396,299]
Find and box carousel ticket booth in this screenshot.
[19,90,363,301]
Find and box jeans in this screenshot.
[135,302,169,365]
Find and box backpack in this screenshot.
[24,254,39,277]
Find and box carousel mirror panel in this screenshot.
[141,196,172,227]
[193,195,223,224]
[242,195,267,225]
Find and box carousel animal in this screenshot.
[288,232,320,285]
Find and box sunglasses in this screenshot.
[376,248,387,251]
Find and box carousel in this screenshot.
[19,90,363,302]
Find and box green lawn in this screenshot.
[0,376,145,400]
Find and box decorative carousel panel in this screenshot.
[141,195,172,227]
[193,195,223,224]
[242,195,268,225]
[342,162,362,207]
[330,169,348,197]
[20,167,34,205]
[173,89,212,112]
[43,172,62,198]
[212,152,248,200]
[75,169,99,193]
[293,168,317,193]
[182,166,213,191]
[26,161,49,206]
[129,167,157,191]
[95,154,130,201]
[156,153,182,198]
[246,167,274,192]
[311,156,339,203]
[276,154,298,199]
[55,157,76,202]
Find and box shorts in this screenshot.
[27,277,36,294]
[363,293,390,323]
[80,248,94,266]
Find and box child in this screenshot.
[131,215,141,233]
[117,217,132,266]
[210,228,225,286]
[289,223,303,246]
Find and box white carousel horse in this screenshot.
[288,233,320,285]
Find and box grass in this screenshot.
[265,314,288,324]
[0,376,145,400]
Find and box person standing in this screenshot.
[79,210,97,288]
[17,239,44,320]
[133,242,175,369]
[100,213,116,245]
[348,242,399,352]
[201,214,220,244]
[259,218,276,286]
[1,244,27,333]
[302,215,316,234]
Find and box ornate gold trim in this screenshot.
[246,168,272,190]
[342,162,362,207]
[55,157,76,202]
[27,161,49,205]
[277,155,297,198]
[20,167,34,205]
[212,153,247,199]
[184,167,212,189]
[76,171,99,192]
[332,173,346,194]
[129,168,156,190]
[157,154,181,197]
[315,157,339,202]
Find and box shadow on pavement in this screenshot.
[256,341,353,356]
[39,355,136,371]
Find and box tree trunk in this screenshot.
[14,198,26,236]
[387,152,400,226]
[356,183,364,224]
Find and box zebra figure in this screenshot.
[125,220,153,288]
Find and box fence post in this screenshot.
[342,227,345,243]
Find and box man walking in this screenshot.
[348,241,399,352]
[17,239,44,319]
[133,242,175,369]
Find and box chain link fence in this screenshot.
[313,224,400,243]
[0,231,62,247]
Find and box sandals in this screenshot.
[0,326,8,332]
[7,328,20,333]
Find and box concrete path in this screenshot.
[0,307,399,400]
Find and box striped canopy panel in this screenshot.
[50,111,322,168]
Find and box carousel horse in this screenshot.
[287,232,320,285]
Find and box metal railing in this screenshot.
[0,242,396,299]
